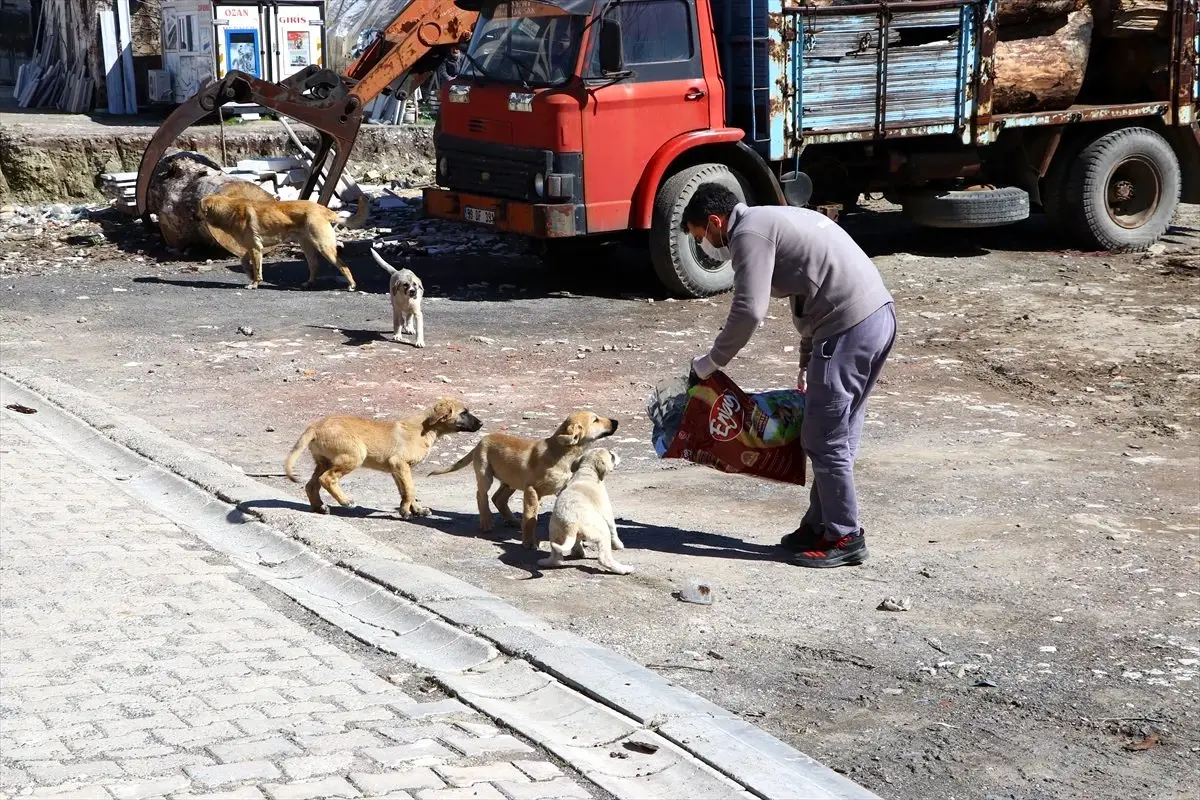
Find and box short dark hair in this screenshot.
[680,183,739,232]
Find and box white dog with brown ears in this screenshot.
[540,448,632,575]
[370,247,425,348]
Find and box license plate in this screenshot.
[464,206,495,225]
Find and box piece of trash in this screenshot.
[1124,733,1160,751]
[5,403,37,414]
[877,596,912,612]
[470,335,496,345]
[238,325,254,337]
[972,678,998,688]
[623,741,660,755]
[676,581,714,605]
[706,649,725,661]
[1039,646,1058,653]
[609,751,630,759]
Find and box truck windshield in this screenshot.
[462,1,588,87]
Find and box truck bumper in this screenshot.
[422,188,582,238]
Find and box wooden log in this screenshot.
[997,0,1087,26]
[145,152,274,253]
[992,7,1094,114]
[1091,0,1169,38]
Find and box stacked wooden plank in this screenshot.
[13,0,96,113]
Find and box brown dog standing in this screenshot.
[284,398,482,518]
[199,191,369,291]
[428,411,619,549]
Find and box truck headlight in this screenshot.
[533,173,545,197]
[449,84,470,104]
[508,92,534,113]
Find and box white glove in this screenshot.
[691,353,719,380]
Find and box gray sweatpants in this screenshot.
[800,302,896,540]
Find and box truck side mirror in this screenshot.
[598,19,624,76]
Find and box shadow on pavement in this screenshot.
[615,517,784,562]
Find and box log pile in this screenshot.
[789,0,1174,115]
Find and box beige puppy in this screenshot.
[199,191,369,291]
[541,448,630,574]
[429,411,619,549]
[284,398,482,518]
[370,248,425,347]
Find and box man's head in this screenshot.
[680,183,740,251]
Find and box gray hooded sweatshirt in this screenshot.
[708,203,893,368]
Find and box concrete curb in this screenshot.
[1,367,882,800]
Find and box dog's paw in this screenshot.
[346,285,357,293]
[609,564,635,575]
[537,556,563,568]
[313,505,330,515]
[404,504,431,517]
[611,537,626,551]
[413,339,426,349]
[339,499,356,508]
[392,333,405,343]
[245,282,260,290]
[502,518,520,530]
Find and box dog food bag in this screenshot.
[647,371,807,485]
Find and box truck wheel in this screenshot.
[1065,126,1181,251]
[1040,137,1088,240]
[902,186,1030,228]
[650,163,746,298]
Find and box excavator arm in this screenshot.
[135,0,477,216]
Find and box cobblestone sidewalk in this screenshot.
[0,416,597,800]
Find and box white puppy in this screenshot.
[370,248,425,348]
[540,448,631,574]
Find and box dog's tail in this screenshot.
[428,443,479,477]
[340,194,371,230]
[369,247,399,276]
[284,424,319,482]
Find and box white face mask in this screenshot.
[699,222,731,262]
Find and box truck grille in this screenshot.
[437,135,553,203]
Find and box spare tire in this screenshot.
[902,186,1030,229]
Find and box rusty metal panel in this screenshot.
[777,1,978,158]
[993,102,1172,129]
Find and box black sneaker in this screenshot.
[779,522,824,552]
[793,531,869,568]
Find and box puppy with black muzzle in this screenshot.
[284,398,482,518]
[540,448,631,574]
[371,248,425,348]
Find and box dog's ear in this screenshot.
[431,398,457,424]
[569,454,584,473]
[555,422,584,446]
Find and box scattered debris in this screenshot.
[877,596,912,612]
[5,404,37,415]
[1124,733,1160,752]
[675,581,714,605]
[647,662,714,673]
[706,649,725,661]
[470,335,497,346]
[623,740,660,755]
[973,678,998,688]
[238,326,255,337]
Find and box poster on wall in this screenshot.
[226,29,261,76]
[286,30,310,67]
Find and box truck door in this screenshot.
[580,0,710,233]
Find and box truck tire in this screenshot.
[902,186,1030,229]
[1064,126,1181,251]
[650,163,746,297]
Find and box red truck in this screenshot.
[424,0,1200,296]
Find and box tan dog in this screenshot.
[541,449,630,574]
[199,191,370,291]
[370,248,425,347]
[428,411,619,549]
[284,398,482,518]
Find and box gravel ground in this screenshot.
[1,193,1197,800]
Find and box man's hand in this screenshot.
[797,348,810,393]
[690,353,718,388]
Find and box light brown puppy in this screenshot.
[199,191,370,291]
[541,449,630,574]
[429,411,619,549]
[284,398,483,518]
